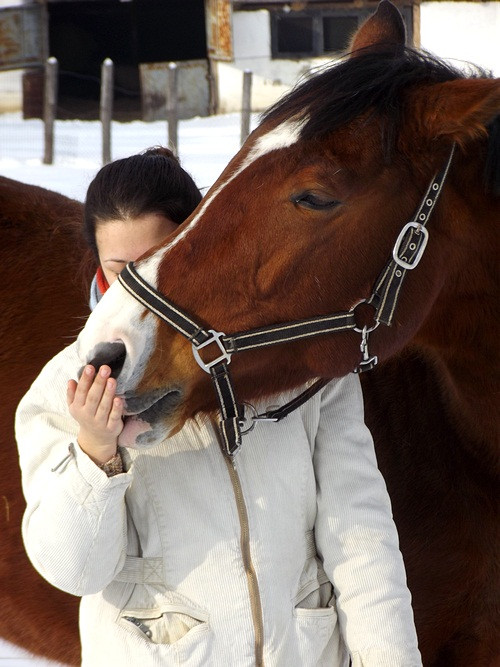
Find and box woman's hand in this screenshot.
[67,365,124,464]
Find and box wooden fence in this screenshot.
[42,58,254,166]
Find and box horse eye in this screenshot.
[292,192,339,210]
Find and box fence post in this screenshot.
[167,62,178,154]
[100,58,114,165]
[240,70,253,145]
[43,57,58,165]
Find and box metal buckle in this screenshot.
[252,403,281,422]
[392,222,429,270]
[252,414,280,423]
[353,326,378,374]
[192,329,231,373]
[239,403,257,434]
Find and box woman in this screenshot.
[86,146,202,309]
[15,148,422,666]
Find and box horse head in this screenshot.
[77,0,500,448]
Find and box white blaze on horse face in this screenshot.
[137,116,307,288]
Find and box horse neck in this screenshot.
[413,170,499,460]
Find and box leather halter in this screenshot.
[118,145,455,456]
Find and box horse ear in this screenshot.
[349,0,406,56]
[412,79,500,144]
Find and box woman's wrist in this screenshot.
[77,437,123,476]
[77,432,118,465]
[97,451,124,477]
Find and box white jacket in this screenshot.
[16,341,421,667]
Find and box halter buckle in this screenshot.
[353,326,378,374]
[392,222,429,270]
[252,414,280,423]
[238,403,259,434]
[192,329,231,373]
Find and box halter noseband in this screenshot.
[118,145,455,456]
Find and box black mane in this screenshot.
[262,47,488,140]
[262,46,498,191]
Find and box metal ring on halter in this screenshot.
[239,402,258,434]
[349,299,380,334]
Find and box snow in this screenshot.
[0,641,63,666]
[0,112,257,203]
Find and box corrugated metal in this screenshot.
[205,0,233,61]
[0,5,46,71]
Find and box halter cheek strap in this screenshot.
[117,145,456,456]
[368,143,455,326]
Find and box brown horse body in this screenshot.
[2,2,499,664]
[0,175,85,664]
[362,353,499,665]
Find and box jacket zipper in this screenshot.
[221,447,265,666]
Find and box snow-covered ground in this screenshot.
[0,112,257,202]
[0,641,63,666]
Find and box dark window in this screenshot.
[323,16,358,53]
[271,7,413,59]
[276,15,314,54]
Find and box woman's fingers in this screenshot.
[67,365,123,431]
[74,365,110,415]
[71,365,97,408]
[95,377,120,423]
[107,396,125,436]
[66,379,77,406]
[68,366,124,457]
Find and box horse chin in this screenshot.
[119,388,182,449]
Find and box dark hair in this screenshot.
[83,146,202,258]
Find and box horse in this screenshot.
[74,2,499,665]
[0,175,87,664]
[3,1,499,665]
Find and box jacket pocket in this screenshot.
[119,603,208,645]
[120,603,209,645]
[293,582,337,622]
[293,554,334,611]
[291,573,342,666]
[117,586,210,648]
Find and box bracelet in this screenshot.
[98,451,124,477]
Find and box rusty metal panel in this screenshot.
[205,0,233,61]
[139,60,210,121]
[0,4,46,71]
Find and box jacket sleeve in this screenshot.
[15,341,132,597]
[313,373,422,666]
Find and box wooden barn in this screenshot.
[0,0,498,118]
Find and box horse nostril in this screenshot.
[86,341,127,379]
